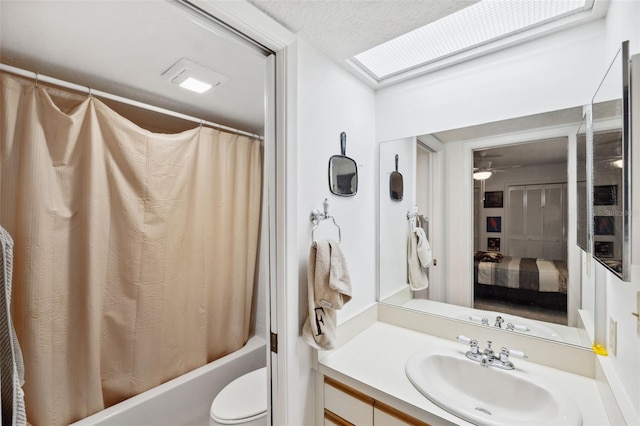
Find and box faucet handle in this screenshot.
[500,346,528,360]
[456,335,479,354]
[469,315,490,325]
[506,323,530,332]
[508,348,528,359]
[457,335,472,344]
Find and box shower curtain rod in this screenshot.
[0,63,263,140]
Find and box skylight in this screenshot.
[351,0,593,81]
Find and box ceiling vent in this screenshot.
[163,58,228,94]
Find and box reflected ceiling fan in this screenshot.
[472,160,522,180]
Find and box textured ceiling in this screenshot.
[248,0,479,66]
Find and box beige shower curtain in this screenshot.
[0,73,262,426]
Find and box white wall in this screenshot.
[296,39,377,322]
[287,38,377,425]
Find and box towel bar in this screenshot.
[310,199,342,242]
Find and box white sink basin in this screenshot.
[405,350,582,426]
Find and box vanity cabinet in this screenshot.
[323,377,430,426]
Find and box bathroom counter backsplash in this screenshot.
[317,321,610,425]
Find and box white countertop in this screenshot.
[318,321,610,425]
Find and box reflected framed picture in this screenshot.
[487,237,501,252]
[486,216,501,233]
[484,191,503,208]
[594,216,615,235]
[594,241,614,258]
[593,185,617,206]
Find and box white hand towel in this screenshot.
[415,228,432,268]
[302,240,352,350]
[407,229,428,290]
[327,240,352,309]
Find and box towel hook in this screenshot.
[407,206,419,230]
[310,198,342,242]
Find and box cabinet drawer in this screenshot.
[324,377,374,425]
[374,401,431,426]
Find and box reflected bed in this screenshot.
[474,252,568,311]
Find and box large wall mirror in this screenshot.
[379,107,592,348]
[378,41,634,349]
[590,41,630,281]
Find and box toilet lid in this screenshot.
[211,367,267,421]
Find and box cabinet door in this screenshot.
[324,377,374,425]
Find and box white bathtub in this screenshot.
[71,336,267,426]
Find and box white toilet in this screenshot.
[209,367,268,426]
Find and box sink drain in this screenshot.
[475,407,492,415]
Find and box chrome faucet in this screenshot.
[457,335,528,370]
[494,315,504,328]
[481,341,495,366]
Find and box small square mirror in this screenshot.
[390,154,403,201]
[328,132,358,196]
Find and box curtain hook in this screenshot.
[88,87,93,98]
[200,119,204,128]
[34,72,39,88]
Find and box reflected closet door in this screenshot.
[507,184,567,261]
[541,184,566,261]
[507,186,525,257]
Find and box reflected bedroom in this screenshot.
[473,139,569,325]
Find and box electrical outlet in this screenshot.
[609,316,617,355]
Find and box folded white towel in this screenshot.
[0,226,26,426]
[407,228,429,290]
[302,240,352,350]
